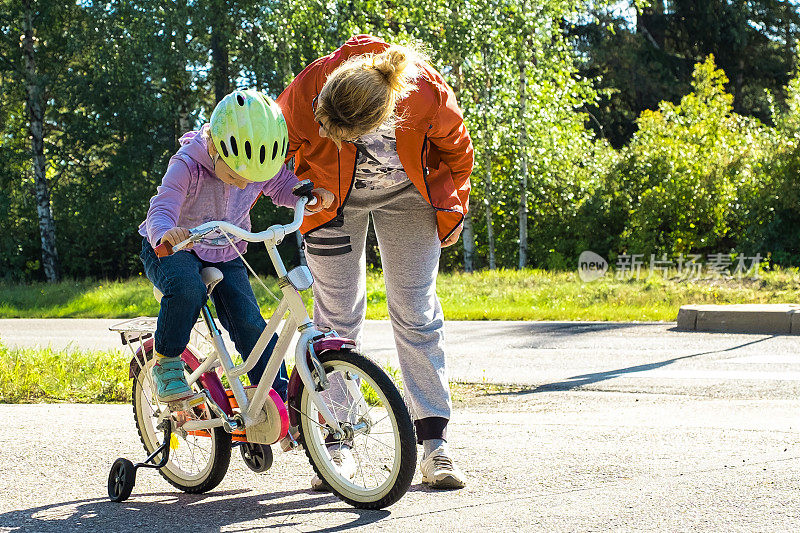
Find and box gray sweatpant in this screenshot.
[304,181,451,441]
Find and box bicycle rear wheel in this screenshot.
[131,348,231,493]
[293,349,416,509]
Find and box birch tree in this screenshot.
[0,0,87,281]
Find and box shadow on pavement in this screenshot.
[488,336,777,395]
[486,321,658,336]
[0,488,390,532]
[476,321,668,351]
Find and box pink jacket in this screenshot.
[138,125,300,262]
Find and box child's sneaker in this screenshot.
[420,446,466,489]
[311,445,357,491]
[152,355,196,403]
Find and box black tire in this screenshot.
[108,458,136,502]
[131,354,232,493]
[240,442,274,473]
[292,349,416,509]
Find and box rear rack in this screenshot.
[110,317,158,345]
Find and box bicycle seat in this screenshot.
[152,267,224,303]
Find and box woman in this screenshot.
[277,34,473,489]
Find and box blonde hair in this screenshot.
[202,127,217,155]
[316,44,424,147]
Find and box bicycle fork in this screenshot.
[293,325,346,440]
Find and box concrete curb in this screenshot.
[676,304,800,334]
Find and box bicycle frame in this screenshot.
[175,197,345,439]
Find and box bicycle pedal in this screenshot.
[167,394,205,411]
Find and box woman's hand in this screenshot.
[305,188,335,213]
[161,227,193,249]
[441,224,463,248]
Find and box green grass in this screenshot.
[1,268,799,321]
[432,268,800,321]
[0,276,305,319]
[0,340,412,406]
[0,341,129,403]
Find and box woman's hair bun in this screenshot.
[372,46,414,93]
[315,41,426,146]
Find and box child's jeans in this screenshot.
[140,238,288,400]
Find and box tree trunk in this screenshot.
[517,56,529,270]
[210,2,230,104]
[462,211,474,273]
[447,33,475,271]
[734,57,745,113]
[637,0,666,50]
[481,47,496,270]
[483,155,496,270]
[22,2,59,282]
[786,5,793,73]
[278,0,293,88]
[176,1,192,136]
[178,103,192,134]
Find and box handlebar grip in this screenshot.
[292,179,315,199]
[154,241,173,258]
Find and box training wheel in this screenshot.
[108,458,136,502]
[240,443,273,473]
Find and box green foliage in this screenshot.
[577,1,800,145]
[584,55,800,266]
[0,341,129,403]
[5,1,800,278]
[615,57,764,256]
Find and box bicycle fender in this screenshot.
[313,337,357,354]
[286,337,357,427]
[129,338,155,379]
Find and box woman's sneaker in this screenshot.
[152,355,196,403]
[311,445,357,491]
[420,446,466,489]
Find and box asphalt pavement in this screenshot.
[0,319,799,531]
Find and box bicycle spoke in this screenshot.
[353,445,367,488]
[185,440,198,467]
[189,439,211,455]
[360,437,388,487]
[362,434,395,451]
[370,413,390,427]
[337,375,361,424]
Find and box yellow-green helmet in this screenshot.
[209,89,289,182]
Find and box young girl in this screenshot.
[138,89,332,404]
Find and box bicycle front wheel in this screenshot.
[131,349,232,493]
[294,349,416,509]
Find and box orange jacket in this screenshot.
[277,35,473,242]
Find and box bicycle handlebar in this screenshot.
[154,195,312,257]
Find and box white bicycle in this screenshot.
[107,181,416,509]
